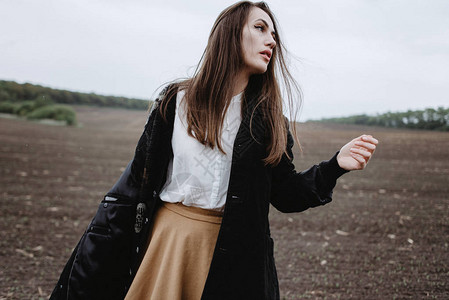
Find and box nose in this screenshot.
[266,35,276,49]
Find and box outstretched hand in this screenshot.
[337,135,378,171]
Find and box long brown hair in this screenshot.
[160,1,301,165]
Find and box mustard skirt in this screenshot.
[125,202,223,300]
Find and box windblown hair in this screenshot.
[160,1,301,165]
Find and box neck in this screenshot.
[232,71,249,96]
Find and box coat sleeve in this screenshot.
[106,103,158,198]
[270,128,349,213]
[107,88,168,199]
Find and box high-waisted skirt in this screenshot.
[124,202,223,300]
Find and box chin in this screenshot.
[250,65,268,75]
[244,60,269,75]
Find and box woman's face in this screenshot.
[241,7,277,76]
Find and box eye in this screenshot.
[254,24,264,32]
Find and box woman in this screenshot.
[50,1,378,299]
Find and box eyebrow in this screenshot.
[255,18,276,37]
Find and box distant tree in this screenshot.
[0,90,10,101]
[316,106,449,131]
[0,80,149,110]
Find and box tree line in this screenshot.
[317,107,449,131]
[0,80,150,110]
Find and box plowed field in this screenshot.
[1,106,448,299]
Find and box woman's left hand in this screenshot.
[337,134,378,171]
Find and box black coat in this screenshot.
[50,88,347,300]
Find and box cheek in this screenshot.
[246,35,256,52]
[242,32,256,57]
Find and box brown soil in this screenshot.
[0,106,448,299]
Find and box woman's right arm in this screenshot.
[269,129,348,213]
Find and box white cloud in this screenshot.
[0,0,447,120]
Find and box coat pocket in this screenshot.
[67,200,136,300]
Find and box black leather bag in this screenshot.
[49,161,151,299]
[49,86,177,299]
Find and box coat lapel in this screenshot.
[232,94,266,161]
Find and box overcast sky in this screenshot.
[1,0,448,120]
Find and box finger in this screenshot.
[350,152,367,167]
[354,141,376,151]
[361,135,379,145]
[350,147,372,159]
[351,148,371,164]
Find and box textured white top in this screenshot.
[159,90,242,211]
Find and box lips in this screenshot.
[260,50,272,61]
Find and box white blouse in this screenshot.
[159,90,242,211]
